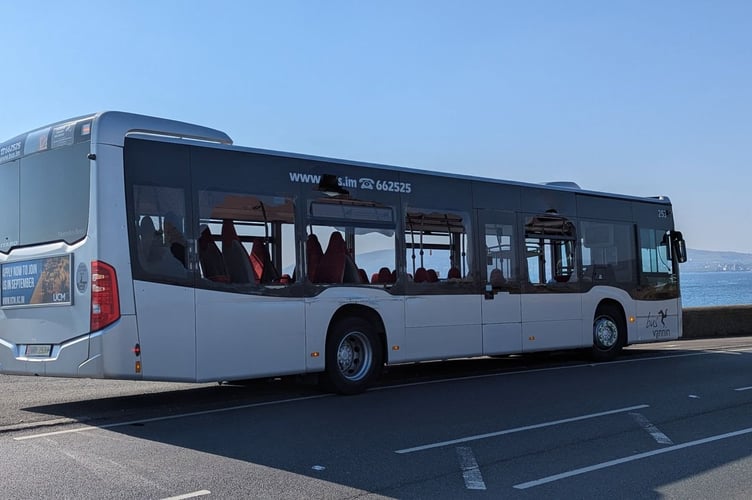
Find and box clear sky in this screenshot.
[2,1,750,252]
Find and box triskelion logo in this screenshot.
[657,308,668,326]
[645,309,671,338]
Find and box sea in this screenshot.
[681,271,752,308]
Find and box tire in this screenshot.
[591,304,626,361]
[324,317,383,395]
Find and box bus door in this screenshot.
[479,211,522,354]
[520,214,583,351]
[126,138,197,381]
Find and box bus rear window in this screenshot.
[0,142,90,252]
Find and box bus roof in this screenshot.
[0,111,232,165]
[2,110,671,205]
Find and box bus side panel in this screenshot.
[94,144,136,317]
[133,281,196,381]
[195,290,306,381]
[403,295,482,361]
[86,315,142,378]
[521,293,583,351]
[481,292,522,355]
[92,143,143,378]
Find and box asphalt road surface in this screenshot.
[2,336,752,499]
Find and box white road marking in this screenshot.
[514,425,752,489]
[0,417,79,433]
[689,394,700,399]
[14,394,330,441]
[734,386,752,391]
[456,446,486,490]
[395,404,649,454]
[161,490,211,500]
[629,412,673,445]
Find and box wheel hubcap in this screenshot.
[336,331,373,381]
[594,316,618,349]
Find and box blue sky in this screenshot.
[2,1,750,253]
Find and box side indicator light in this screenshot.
[528,336,536,341]
[629,316,636,323]
[135,361,142,374]
[310,352,320,358]
[392,345,400,351]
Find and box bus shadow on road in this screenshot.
[18,344,700,429]
[15,343,752,498]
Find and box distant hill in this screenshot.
[288,247,752,276]
[684,248,752,272]
[353,248,752,275]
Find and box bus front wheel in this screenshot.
[324,317,383,395]
[592,304,625,361]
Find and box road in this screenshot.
[2,337,752,499]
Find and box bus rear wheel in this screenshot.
[592,304,625,361]
[324,317,383,395]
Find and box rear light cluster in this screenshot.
[91,260,121,331]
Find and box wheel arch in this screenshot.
[595,298,626,324]
[591,298,629,362]
[594,297,628,345]
[327,304,388,364]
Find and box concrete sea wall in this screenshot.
[683,305,752,339]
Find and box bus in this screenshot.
[0,112,687,394]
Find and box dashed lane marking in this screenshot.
[630,412,673,445]
[161,490,211,500]
[457,446,486,490]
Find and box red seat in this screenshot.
[198,225,227,282]
[427,269,439,282]
[221,220,254,284]
[306,234,324,282]
[314,232,347,283]
[250,239,279,283]
[414,267,429,283]
[448,267,461,279]
[358,268,369,284]
[378,267,393,284]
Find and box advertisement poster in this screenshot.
[1,255,72,307]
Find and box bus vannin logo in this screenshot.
[646,309,670,338]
